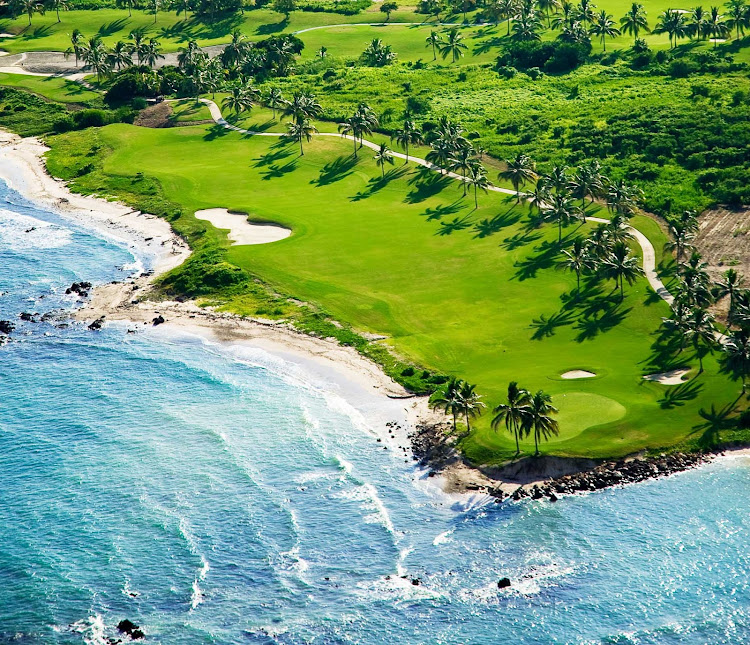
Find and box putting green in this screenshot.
[551,392,627,441]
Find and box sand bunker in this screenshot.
[561,370,596,379]
[194,208,291,245]
[643,368,690,385]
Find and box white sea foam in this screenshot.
[433,529,454,546]
[0,209,72,250]
[70,615,108,645]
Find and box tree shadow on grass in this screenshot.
[529,310,576,340]
[472,210,520,238]
[420,201,463,222]
[260,159,298,180]
[574,305,631,342]
[502,229,542,251]
[203,123,231,141]
[657,379,704,409]
[512,240,564,281]
[255,17,289,34]
[472,36,504,55]
[351,166,408,201]
[97,19,129,37]
[253,147,294,168]
[21,25,53,39]
[235,118,275,133]
[405,167,452,203]
[436,215,473,236]
[693,402,738,448]
[310,154,358,187]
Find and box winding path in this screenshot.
[200,97,675,306]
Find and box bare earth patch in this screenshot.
[134,102,173,128]
[643,368,690,385]
[194,208,291,245]
[560,370,596,379]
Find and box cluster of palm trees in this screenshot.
[425,117,491,207]
[65,29,164,81]
[424,28,469,63]
[659,210,750,385]
[283,90,321,154]
[338,103,380,156]
[361,38,398,66]
[654,2,749,48]
[430,378,560,456]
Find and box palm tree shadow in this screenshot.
[260,160,298,180]
[23,25,53,39]
[472,210,520,238]
[405,169,452,203]
[236,118,275,132]
[351,166,408,201]
[420,201,463,221]
[253,147,293,168]
[97,19,129,37]
[529,310,576,340]
[692,402,738,448]
[472,36,504,55]
[657,379,704,409]
[203,123,230,141]
[574,306,631,342]
[255,17,289,34]
[310,154,358,186]
[436,215,473,236]
[503,229,542,251]
[513,242,561,281]
[642,335,686,372]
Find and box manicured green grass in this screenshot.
[169,98,213,122]
[0,72,99,103]
[46,122,741,463]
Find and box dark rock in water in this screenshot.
[131,629,145,640]
[411,578,421,586]
[548,492,558,502]
[88,317,104,331]
[117,620,138,635]
[497,577,511,589]
[19,312,37,322]
[152,315,165,326]
[66,282,93,297]
[0,320,15,334]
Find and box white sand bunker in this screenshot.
[643,368,690,385]
[561,370,596,379]
[194,208,291,245]
[0,33,16,38]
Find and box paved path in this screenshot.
[201,98,675,307]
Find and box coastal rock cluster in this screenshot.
[66,281,92,298]
[508,452,711,501]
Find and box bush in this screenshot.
[669,59,697,78]
[496,40,590,74]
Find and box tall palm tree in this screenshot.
[467,163,491,208]
[526,176,551,215]
[82,36,110,82]
[499,0,517,34]
[655,8,689,48]
[721,328,750,392]
[690,5,709,40]
[129,29,146,66]
[561,237,590,293]
[222,30,248,68]
[571,160,604,205]
[50,0,68,23]
[20,0,45,25]
[538,0,561,26]
[685,308,716,373]
[223,83,256,115]
[141,39,163,69]
[354,102,378,146]
[391,119,423,163]
[426,138,453,173]
[430,377,463,433]
[373,142,394,178]
[543,192,582,242]
[523,390,559,456]
[602,240,644,300]
[457,381,485,434]
[65,29,85,67]
[726,0,749,39]
[714,268,744,321]
[284,91,322,125]
[707,5,729,44]
[425,30,443,60]
[499,153,537,202]
[546,164,569,193]
[107,41,133,71]
[338,115,363,157]
[591,9,621,50]
[492,381,531,456]
[438,28,469,63]
[620,2,649,41]
[449,143,475,196]
[605,178,640,218]
[575,0,597,26]
[512,7,544,40]
[266,87,284,120]
[286,118,318,156]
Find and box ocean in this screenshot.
[0,178,749,645]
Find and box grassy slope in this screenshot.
[45,121,740,463]
[0,72,100,103]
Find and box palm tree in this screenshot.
[707,5,729,44]
[492,382,531,455]
[107,41,133,71]
[605,178,640,218]
[449,143,475,196]
[317,45,327,59]
[129,29,146,66]
[726,0,749,39]
[512,8,544,40]
[526,176,551,215]
[499,153,537,202]
[499,0,517,34]
[373,142,394,178]
[50,0,67,23]
[714,268,744,321]
[666,219,697,262]
[284,91,322,125]
[543,192,582,242]
[141,38,163,69]
[655,8,689,48]
[20,0,45,25]
[354,102,378,147]
[223,83,255,115]
[552,0,576,30]
[426,139,453,173]
[546,164,569,193]
[690,5,709,40]
[721,328,750,392]
[222,30,248,68]
[438,28,468,63]
[602,240,644,300]
[523,390,559,456]
[430,377,463,433]
[686,308,716,373]
[82,36,111,82]
[561,237,590,293]
[538,0,561,26]
[620,2,649,41]
[591,9,621,50]
[571,160,604,205]
[457,381,485,434]
[425,29,443,60]
[338,115,362,157]
[65,29,85,67]
[467,163,491,208]
[391,119,423,163]
[286,118,318,156]
[266,87,284,120]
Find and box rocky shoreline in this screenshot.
[408,420,737,502]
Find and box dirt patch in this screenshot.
[695,206,750,278]
[134,102,172,128]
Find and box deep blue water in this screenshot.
[1,179,749,645]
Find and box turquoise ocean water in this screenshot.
[1,179,749,644]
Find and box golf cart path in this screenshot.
[200,97,675,307]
